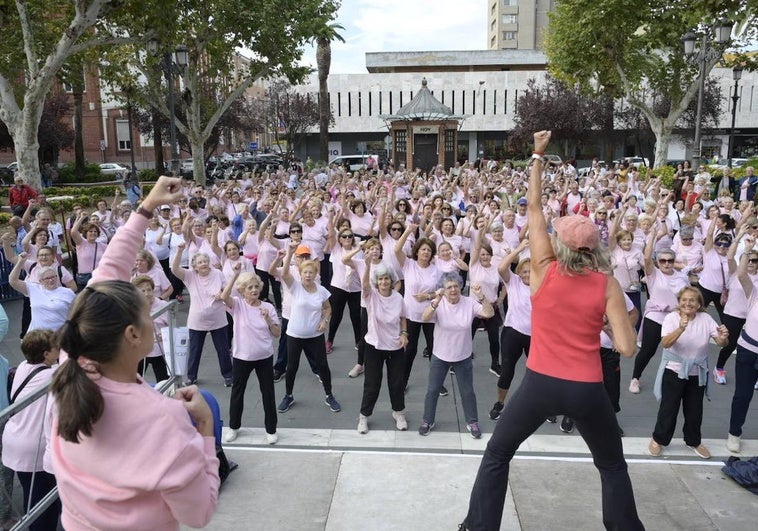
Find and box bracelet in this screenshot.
[531,153,547,164]
[533,150,545,156]
[430,303,438,311]
[136,206,154,219]
[477,297,485,303]
[400,330,408,335]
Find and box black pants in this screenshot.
[404,319,434,387]
[138,356,170,382]
[632,317,662,380]
[356,307,369,365]
[286,335,332,396]
[716,313,745,369]
[257,269,282,310]
[327,287,361,345]
[464,369,643,531]
[471,308,502,366]
[652,370,705,447]
[274,318,319,374]
[625,290,642,331]
[497,327,531,390]
[698,283,725,323]
[229,357,277,434]
[167,268,185,300]
[600,347,621,413]
[321,254,332,288]
[360,344,405,416]
[21,296,31,338]
[17,470,60,531]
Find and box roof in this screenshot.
[379,78,466,121]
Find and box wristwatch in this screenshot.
[531,153,547,164]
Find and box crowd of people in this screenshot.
[1,138,757,529]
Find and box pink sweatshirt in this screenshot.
[51,212,220,530]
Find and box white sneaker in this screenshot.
[348,364,364,378]
[392,410,408,431]
[629,378,640,394]
[222,428,238,443]
[357,414,369,434]
[266,432,278,445]
[727,433,741,453]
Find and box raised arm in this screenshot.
[643,224,657,276]
[171,242,187,281]
[9,253,29,296]
[738,236,755,298]
[608,204,628,251]
[605,277,636,357]
[219,263,242,307]
[527,131,556,290]
[280,241,297,288]
[499,239,529,283]
[727,226,746,275]
[394,223,416,268]
[1,232,18,264]
[704,209,718,252]
[70,211,87,245]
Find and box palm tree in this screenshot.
[313,21,344,163]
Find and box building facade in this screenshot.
[488,0,556,51]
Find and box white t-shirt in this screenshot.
[27,283,75,332]
[286,282,331,339]
[228,298,280,361]
[502,274,531,336]
[661,311,719,375]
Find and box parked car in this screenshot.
[99,163,129,178]
[613,156,649,169]
[707,158,748,171]
[0,165,13,184]
[545,154,563,166]
[6,161,18,173]
[180,158,195,177]
[329,154,379,172]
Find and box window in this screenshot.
[116,120,131,151]
[503,0,516,5]
[502,15,517,24]
[348,91,352,117]
[379,91,382,114]
[337,92,342,116]
[503,31,516,40]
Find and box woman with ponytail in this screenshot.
[49,176,220,530]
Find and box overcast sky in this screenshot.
[299,0,488,74]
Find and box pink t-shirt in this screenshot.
[403,260,440,322]
[347,211,374,236]
[644,268,690,324]
[469,262,501,303]
[184,269,228,331]
[147,298,170,358]
[382,234,409,280]
[25,262,74,286]
[187,235,220,269]
[133,265,171,298]
[228,298,280,361]
[502,274,532,335]
[363,288,407,351]
[330,245,362,292]
[737,290,758,353]
[699,248,728,293]
[611,247,644,291]
[75,240,107,274]
[723,272,758,319]
[221,256,255,286]
[429,296,482,362]
[661,311,719,374]
[2,362,54,471]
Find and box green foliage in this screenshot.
[42,185,122,198]
[0,213,11,225]
[138,169,159,182]
[55,163,107,184]
[647,165,676,189]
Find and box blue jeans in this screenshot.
[422,355,477,425]
[188,327,232,382]
[729,346,758,437]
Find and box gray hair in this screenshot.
[438,271,463,288]
[190,252,211,268]
[370,263,397,288]
[654,248,676,261]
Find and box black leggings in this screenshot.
[472,309,503,366]
[257,269,282,310]
[497,327,531,390]
[404,319,434,387]
[632,317,662,380]
[716,313,745,369]
[229,356,277,434]
[138,356,169,382]
[698,283,725,323]
[356,307,368,365]
[464,369,643,531]
[327,287,361,345]
[286,335,332,396]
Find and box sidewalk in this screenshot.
[192,436,758,531]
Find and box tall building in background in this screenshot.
[487,0,556,50]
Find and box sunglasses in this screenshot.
[390,227,403,232]
[658,258,675,264]
[681,238,693,242]
[750,259,758,264]
[290,229,302,234]
[715,242,731,248]
[340,234,354,239]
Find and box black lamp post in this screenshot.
[727,66,743,168]
[682,18,733,171]
[147,40,188,174]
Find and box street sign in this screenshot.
[249,141,258,151]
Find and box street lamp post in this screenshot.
[727,66,743,168]
[682,19,733,171]
[147,41,188,175]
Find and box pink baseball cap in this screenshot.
[552,215,600,251]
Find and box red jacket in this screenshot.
[8,184,38,209]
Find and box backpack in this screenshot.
[7,366,50,404]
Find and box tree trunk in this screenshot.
[11,99,45,189]
[316,38,331,163]
[190,135,206,186]
[649,117,673,169]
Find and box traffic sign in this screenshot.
[249,142,258,151]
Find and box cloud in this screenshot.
[300,0,487,74]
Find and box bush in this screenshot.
[648,165,676,189]
[42,185,122,198]
[56,163,108,184]
[138,169,159,182]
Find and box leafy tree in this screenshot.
[545,0,756,167]
[0,0,159,188]
[311,9,344,162]
[510,76,613,158]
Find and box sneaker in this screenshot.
[629,378,640,394]
[314,372,322,384]
[273,370,284,383]
[560,416,574,434]
[727,433,741,453]
[489,401,504,420]
[184,378,198,386]
[224,379,233,387]
[689,444,711,459]
[648,439,662,457]
[545,416,557,424]
[222,428,238,443]
[489,364,501,377]
[354,344,359,351]
[423,347,430,358]
[277,394,295,413]
[418,421,434,436]
[266,432,278,445]
[467,421,482,439]
[713,368,727,385]
[325,394,341,412]
[392,410,408,431]
[325,341,334,354]
[357,414,369,434]
[348,364,364,378]
[439,385,449,396]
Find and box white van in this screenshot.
[329,154,378,172]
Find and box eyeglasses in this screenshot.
[340,234,354,239]
[658,258,675,264]
[596,211,607,215]
[680,238,693,242]
[290,229,302,234]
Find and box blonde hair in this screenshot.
[552,237,611,275]
[235,272,262,291]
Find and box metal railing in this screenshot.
[0,300,181,530]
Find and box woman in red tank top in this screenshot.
[461,131,645,531]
